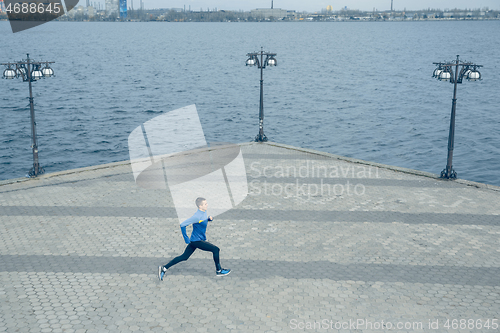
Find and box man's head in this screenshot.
[195,197,207,211]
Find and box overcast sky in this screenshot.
[79,0,499,12]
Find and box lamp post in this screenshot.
[2,54,55,177]
[432,55,482,180]
[246,47,277,142]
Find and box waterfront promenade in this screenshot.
[1,142,499,333]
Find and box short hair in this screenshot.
[195,197,206,208]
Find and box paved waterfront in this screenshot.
[1,142,499,333]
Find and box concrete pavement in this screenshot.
[0,142,499,333]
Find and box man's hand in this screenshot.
[208,216,213,221]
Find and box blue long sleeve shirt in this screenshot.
[180,209,209,244]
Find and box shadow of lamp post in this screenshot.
[432,55,482,179]
[246,47,277,142]
[2,53,55,177]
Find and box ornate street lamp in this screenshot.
[246,47,277,142]
[1,54,55,177]
[432,55,482,179]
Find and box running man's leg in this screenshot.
[190,241,221,271]
[163,243,196,269]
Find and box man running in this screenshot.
[158,197,231,280]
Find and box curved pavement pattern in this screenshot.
[0,142,499,333]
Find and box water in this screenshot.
[1,21,499,186]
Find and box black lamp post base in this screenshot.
[440,168,457,179]
[254,133,268,142]
[28,164,44,178]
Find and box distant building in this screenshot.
[67,5,86,18]
[119,0,127,18]
[0,0,5,12]
[105,0,119,18]
[250,8,290,19]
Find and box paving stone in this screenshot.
[0,142,499,332]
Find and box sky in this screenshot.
[78,0,499,12]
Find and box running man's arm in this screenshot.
[180,225,190,244]
[180,214,207,228]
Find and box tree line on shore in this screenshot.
[1,7,498,22]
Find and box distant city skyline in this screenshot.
[76,0,499,12]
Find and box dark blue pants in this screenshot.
[164,240,221,271]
